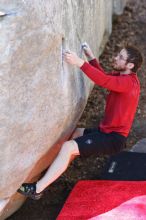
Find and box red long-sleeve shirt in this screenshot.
[80,59,140,137]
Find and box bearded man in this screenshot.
[18,44,143,200]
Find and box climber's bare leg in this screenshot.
[17,128,85,196]
[0,198,9,212]
[36,139,80,193]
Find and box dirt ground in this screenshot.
[8,0,146,219]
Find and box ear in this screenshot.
[127,62,134,70]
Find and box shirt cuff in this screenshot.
[80,62,90,71]
[89,58,98,65]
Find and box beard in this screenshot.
[112,63,127,72]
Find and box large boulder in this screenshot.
[0,0,127,219]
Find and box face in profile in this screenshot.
[112,49,129,71]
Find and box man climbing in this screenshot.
[17,43,143,200]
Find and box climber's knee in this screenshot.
[61,140,80,157]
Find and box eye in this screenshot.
[118,54,127,61]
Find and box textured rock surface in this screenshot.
[0,0,126,219]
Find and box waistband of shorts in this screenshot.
[110,131,127,140]
[98,127,126,139]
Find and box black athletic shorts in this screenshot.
[74,128,127,158]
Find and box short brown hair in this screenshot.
[125,45,143,72]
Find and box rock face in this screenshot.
[0,0,127,219]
